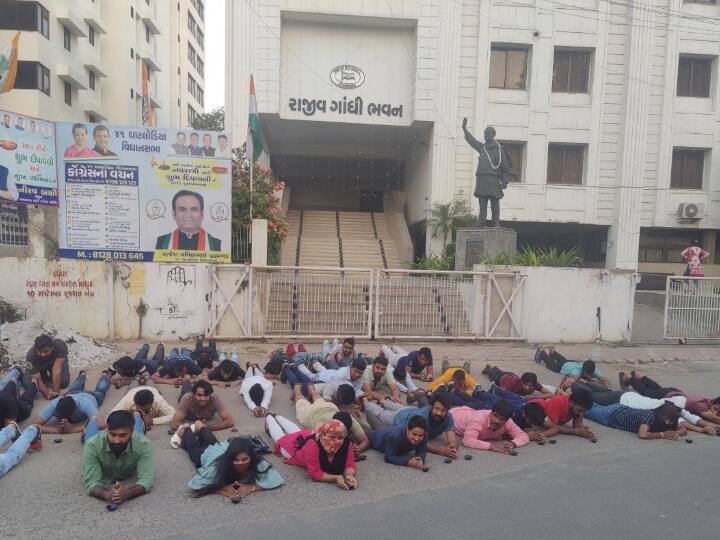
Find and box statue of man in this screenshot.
[462,118,514,227]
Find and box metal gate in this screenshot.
[374,269,525,340]
[664,276,720,340]
[208,265,525,340]
[208,265,374,339]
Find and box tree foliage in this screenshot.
[231,144,287,264]
[191,107,225,132]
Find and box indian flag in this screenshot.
[0,32,20,94]
[247,74,265,163]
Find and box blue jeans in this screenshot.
[0,424,39,477]
[67,372,111,407]
[0,367,22,392]
[584,403,622,426]
[284,365,312,387]
[83,412,145,443]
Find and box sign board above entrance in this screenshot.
[281,21,414,126]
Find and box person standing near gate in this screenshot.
[681,240,709,278]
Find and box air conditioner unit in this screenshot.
[678,203,705,221]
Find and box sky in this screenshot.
[204,0,226,112]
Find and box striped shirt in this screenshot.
[608,406,657,433]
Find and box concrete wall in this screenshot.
[477,265,637,343]
[0,257,210,340]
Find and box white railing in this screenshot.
[664,276,720,341]
[207,265,525,340]
[374,269,525,340]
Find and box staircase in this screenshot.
[280,210,405,269]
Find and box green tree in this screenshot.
[191,107,225,131]
[427,202,454,255]
[231,144,287,264]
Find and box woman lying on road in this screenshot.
[178,422,284,501]
[584,401,687,440]
[266,413,357,490]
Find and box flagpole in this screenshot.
[249,156,253,221]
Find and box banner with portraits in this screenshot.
[56,122,232,263]
[0,109,57,205]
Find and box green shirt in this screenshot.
[81,431,155,495]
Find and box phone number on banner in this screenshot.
[59,249,154,261]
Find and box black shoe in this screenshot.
[279,363,289,384]
[481,364,491,375]
[462,361,471,375]
[441,358,450,373]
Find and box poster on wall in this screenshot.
[0,109,57,205]
[56,122,232,263]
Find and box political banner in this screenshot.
[0,109,57,205]
[56,122,232,263]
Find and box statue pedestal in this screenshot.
[455,227,517,271]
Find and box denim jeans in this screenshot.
[83,411,145,443]
[67,372,111,407]
[584,403,623,426]
[284,365,312,387]
[1,380,37,422]
[0,424,39,477]
[0,367,22,392]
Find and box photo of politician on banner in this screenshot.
[0,109,57,205]
[56,122,231,263]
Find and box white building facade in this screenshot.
[168,0,206,128]
[0,0,180,127]
[226,0,720,273]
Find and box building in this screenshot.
[226,0,720,275]
[168,0,206,128]
[0,0,172,126]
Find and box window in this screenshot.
[547,144,585,185]
[677,56,712,98]
[188,12,197,35]
[188,74,196,95]
[188,44,197,67]
[0,203,29,247]
[88,114,97,123]
[40,4,49,37]
[88,25,95,46]
[131,6,134,18]
[188,104,198,127]
[489,46,528,90]
[671,148,705,189]
[198,87,204,107]
[0,2,49,38]
[499,142,525,182]
[684,0,717,4]
[197,29,204,50]
[63,26,71,51]
[64,81,72,106]
[639,229,700,263]
[552,50,591,93]
[197,57,204,78]
[14,61,50,95]
[89,70,95,91]
[145,24,150,43]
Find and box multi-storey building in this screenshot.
[226,0,720,274]
[0,0,175,126]
[169,0,206,128]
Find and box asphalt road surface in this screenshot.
[1,350,719,540]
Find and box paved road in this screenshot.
[1,348,719,539]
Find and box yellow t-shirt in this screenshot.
[427,368,478,395]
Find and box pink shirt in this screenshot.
[681,246,710,277]
[274,429,355,481]
[450,407,529,450]
[64,145,97,158]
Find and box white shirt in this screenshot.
[316,367,364,395]
[110,386,175,425]
[620,392,700,425]
[239,375,272,410]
